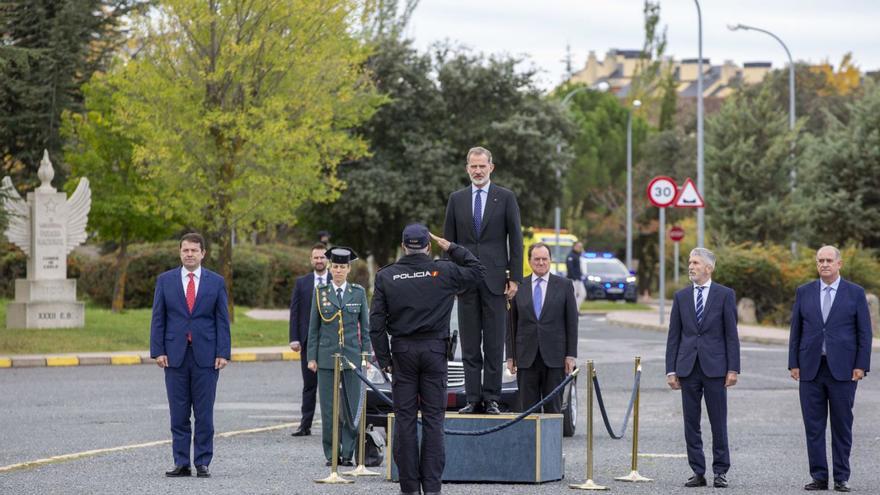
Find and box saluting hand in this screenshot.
[429,232,451,251]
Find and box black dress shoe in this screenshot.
[340,458,354,467]
[685,474,707,487]
[399,492,420,495]
[714,473,728,488]
[195,465,210,478]
[834,481,851,492]
[804,479,829,490]
[290,427,311,437]
[484,400,501,415]
[458,402,479,414]
[165,465,191,477]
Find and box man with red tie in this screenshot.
[150,232,231,478]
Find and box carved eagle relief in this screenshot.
[1,150,91,256]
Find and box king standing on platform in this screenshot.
[370,224,485,495]
[306,247,371,467]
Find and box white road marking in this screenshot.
[0,420,317,473]
[637,453,688,458]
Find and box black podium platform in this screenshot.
[387,412,564,483]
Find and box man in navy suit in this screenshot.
[666,247,740,489]
[443,146,523,415]
[288,243,328,437]
[789,245,871,493]
[150,232,231,478]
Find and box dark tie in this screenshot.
[337,288,343,304]
[317,275,324,286]
[533,278,543,319]
[473,189,483,236]
[695,286,705,325]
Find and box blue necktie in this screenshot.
[533,278,543,319]
[822,286,832,355]
[695,286,705,325]
[473,189,483,236]
[337,288,343,304]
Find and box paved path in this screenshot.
[2,316,879,494]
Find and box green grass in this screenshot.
[580,300,651,312]
[0,299,289,355]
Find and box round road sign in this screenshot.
[669,226,685,242]
[647,176,677,208]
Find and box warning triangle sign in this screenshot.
[673,178,704,208]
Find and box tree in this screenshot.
[704,85,799,243]
[797,81,880,247]
[299,39,573,264]
[0,0,149,188]
[553,83,648,249]
[62,73,180,312]
[111,0,384,319]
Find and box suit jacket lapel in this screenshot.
[813,280,826,323]
[684,286,698,327]
[329,284,344,309]
[176,268,188,312]
[478,185,499,240]
[522,278,537,320]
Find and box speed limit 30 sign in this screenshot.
[647,176,677,208]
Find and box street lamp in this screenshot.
[728,22,797,254]
[626,99,642,271]
[555,81,611,257]
[694,0,705,248]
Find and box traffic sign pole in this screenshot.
[659,208,666,326]
[674,241,679,285]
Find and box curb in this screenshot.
[0,349,301,369]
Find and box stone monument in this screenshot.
[2,150,91,328]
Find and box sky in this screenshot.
[404,0,880,90]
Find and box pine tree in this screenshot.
[0,0,147,187]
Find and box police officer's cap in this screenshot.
[325,246,358,264]
[402,223,430,250]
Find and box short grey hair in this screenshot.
[689,247,716,269]
[466,146,493,164]
[816,245,841,261]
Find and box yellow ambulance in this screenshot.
[521,227,579,277]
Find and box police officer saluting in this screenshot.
[307,247,371,467]
[370,224,486,495]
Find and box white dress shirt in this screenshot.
[694,279,712,312]
[181,266,202,297]
[471,181,491,222]
[331,281,348,301]
[820,276,840,316]
[314,271,328,288]
[532,272,550,314]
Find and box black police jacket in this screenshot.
[369,243,485,369]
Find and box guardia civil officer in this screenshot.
[306,247,371,466]
[370,224,486,495]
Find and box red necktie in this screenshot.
[186,273,195,342]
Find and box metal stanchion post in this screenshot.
[570,360,608,490]
[344,353,379,476]
[315,353,354,484]
[615,356,652,482]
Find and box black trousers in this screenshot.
[298,344,318,429]
[392,338,448,494]
[516,348,564,413]
[458,283,506,402]
[678,358,730,476]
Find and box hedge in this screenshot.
[1,241,371,309]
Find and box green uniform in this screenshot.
[306,281,371,462]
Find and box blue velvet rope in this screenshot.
[342,356,579,436]
[592,368,641,439]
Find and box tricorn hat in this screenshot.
[325,246,358,264]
